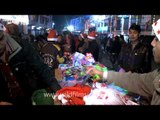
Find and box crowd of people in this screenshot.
[0,18,160,105]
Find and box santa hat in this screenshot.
[80,33,87,39]
[87,31,96,40]
[47,29,58,41]
[152,19,160,41]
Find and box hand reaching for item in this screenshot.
[119,68,126,73]
[86,66,103,77]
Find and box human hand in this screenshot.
[0,101,13,105]
[85,66,103,77]
[119,68,125,73]
[53,96,62,105]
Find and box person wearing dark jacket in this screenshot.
[77,33,87,53]
[83,31,99,61]
[86,19,160,105]
[0,23,61,105]
[110,36,122,65]
[118,23,151,73]
[41,29,65,71]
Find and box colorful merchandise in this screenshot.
[107,83,128,95]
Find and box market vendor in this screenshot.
[86,19,160,105]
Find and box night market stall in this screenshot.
[32,52,141,105]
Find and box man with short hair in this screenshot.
[118,23,151,73]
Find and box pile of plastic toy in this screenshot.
[58,52,97,87]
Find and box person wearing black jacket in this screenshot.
[83,31,99,61]
[0,23,61,105]
[118,23,151,73]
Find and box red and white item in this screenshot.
[83,82,138,105]
[47,29,58,41]
[152,19,160,41]
[53,84,91,105]
[87,31,96,40]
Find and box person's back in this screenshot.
[88,40,99,61]
[41,29,65,70]
[109,36,122,65]
[77,33,86,52]
[83,31,99,61]
[41,42,64,69]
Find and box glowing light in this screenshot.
[90,22,96,27]
[37,27,42,30]
[92,15,105,22]
[32,26,35,29]
[67,25,74,32]
[52,22,55,28]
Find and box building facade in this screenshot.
[69,15,160,36]
[28,15,54,36]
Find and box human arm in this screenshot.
[86,66,158,99]
[0,101,13,105]
[22,40,61,92]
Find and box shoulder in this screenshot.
[53,44,61,51]
[139,42,150,51]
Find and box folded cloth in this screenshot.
[54,84,91,105]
